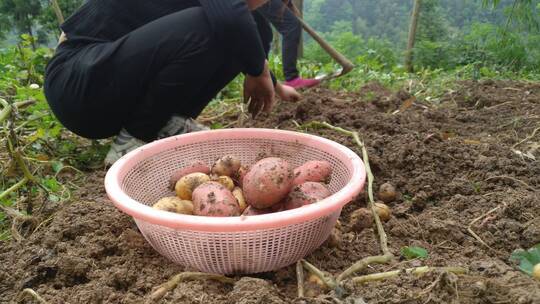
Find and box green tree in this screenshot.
[0,0,42,47]
[39,0,83,33]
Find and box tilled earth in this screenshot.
[1,80,539,303]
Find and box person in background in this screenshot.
[257,0,320,89]
[43,0,300,166]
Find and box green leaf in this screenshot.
[510,244,540,276]
[51,161,63,174]
[401,246,429,260]
[42,177,60,192]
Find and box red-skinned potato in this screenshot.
[292,160,332,186]
[241,202,285,216]
[243,157,294,209]
[284,182,331,210]
[192,182,240,217]
[169,160,210,190]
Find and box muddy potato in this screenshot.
[284,182,331,210]
[192,182,240,217]
[234,165,250,187]
[152,197,194,215]
[349,208,373,232]
[175,172,210,200]
[232,187,247,212]
[378,182,397,203]
[292,160,332,186]
[211,155,241,177]
[168,160,210,190]
[241,203,285,216]
[374,202,391,222]
[325,227,342,248]
[213,175,235,191]
[534,264,540,280]
[243,157,294,209]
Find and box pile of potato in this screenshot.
[152,156,334,217]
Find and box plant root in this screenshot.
[148,272,235,302]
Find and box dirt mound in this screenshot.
[2,80,539,303]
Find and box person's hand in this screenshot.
[276,83,301,102]
[243,61,275,118]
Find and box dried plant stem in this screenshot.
[337,254,394,283]
[148,272,235,302]
[303,121,394,282]
[301,260,337,290]
[485,175,536,192]
[352,266,468,284]
[296,261,305,298]
[18,288,48,304]
[467,203,506,251]
[512,125,540,148]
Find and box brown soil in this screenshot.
[2,80,540,303]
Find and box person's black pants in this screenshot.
[257,0,301,81]
[44,7,246,142]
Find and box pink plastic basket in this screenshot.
[105,128,366,274]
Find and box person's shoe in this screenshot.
[284,77,320,89]
[104,128,146,166]
[157,115,210,139]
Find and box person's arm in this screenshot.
[199,0,266,76]
[251,10,277,87]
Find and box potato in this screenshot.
[168,160,210,190]
[213,175,235,191]
[349,208,372,232]
[292,160,332,186]
[349,203,391,232]
[232,187,247,212]
[175,172,210,200]
[152,197,194,215]
[234,165,250,187]
[243,157,294,209]
[284,182,331,210]
[325,227,342,248]
[211,155,241,177]
[241,203,284,216]
[192,182,240,217]
[378,182,397,203]
[533,263,540,280]
[374,202,391,222]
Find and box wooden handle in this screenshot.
[289,4,354,76]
